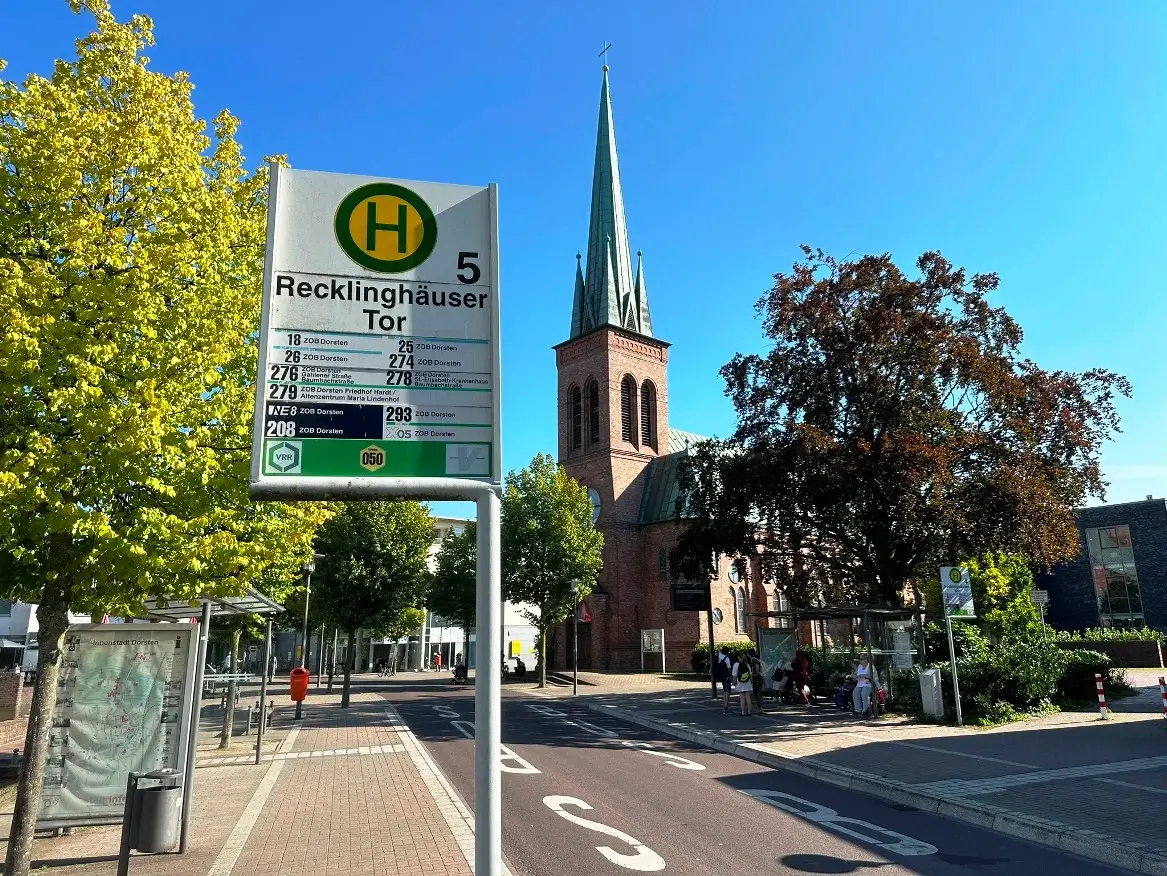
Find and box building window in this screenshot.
[773,589,790,613]
[620,375,637,444]
[0,601,10,617]
[569,384,582,450]
[585,378,601,447]
[658,548,668,578]
[1086,525,1144,628]
[734,587,747,633]
[640,380,657,449]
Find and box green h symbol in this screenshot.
[365,201,409,254]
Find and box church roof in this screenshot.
[638,428,711,524]
[569,68,653,340]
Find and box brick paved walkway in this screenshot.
[0,685,474,876]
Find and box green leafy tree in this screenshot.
[373,605,426,672]
[674,247,1129,606]
[429,523,476,666]
[502,454,603,688]
[312,501,433,706]
[0,5,327,870]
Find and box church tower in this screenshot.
[553,66,674,669]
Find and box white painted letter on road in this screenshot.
[620,741,705,771]
[543,796,666,871]
[740,789,936,857]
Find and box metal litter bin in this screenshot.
[134,769,183,853]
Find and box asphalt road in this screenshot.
[388,678,1126,876]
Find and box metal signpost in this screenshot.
[939,566,976,727]
[1030,589,1049,639]
[249,165,503,876]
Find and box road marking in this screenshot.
[543,795,666,871]
[740,789,936,857]
[843,733,1038,769]
[385,704,515,876]
[914,754,1167,797]
[1094,777,1167,796]
[564,719,619,738]
[205,725,299,876]
[433,704,460,718]
[620,741,705,771]
[447,718,541,773]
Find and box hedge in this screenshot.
[1052,627,1164,643]
[690,642,755,676]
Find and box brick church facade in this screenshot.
[552,68,781,672]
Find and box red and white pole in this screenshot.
[1159,676,1166,720]
[1095,673,1110,719]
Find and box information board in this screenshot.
[940,566,976,618]
[250,166,501,496]
[37,624,198,829]
[672,584,711,612]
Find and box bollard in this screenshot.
[246,704,254,736]
[1095,673,1111,719]
[1159,677,1167,723]
[267,702,275,727]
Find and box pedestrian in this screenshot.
[714,646,734,714]
[747,648,765,712]
[852,656,878,717]
[268,652,277,683]
[791,648,811,705]
[732,651,753,716]
[432,650,442,672]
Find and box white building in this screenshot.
[0,600,91,670]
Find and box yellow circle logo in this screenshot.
[334,183,437,273]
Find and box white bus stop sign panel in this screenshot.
[250,166,500,493]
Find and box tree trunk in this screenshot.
[341,628,354,708]
[218,628,242,749]
[5,584,71,876]
[538,622,548,689]
[462,628,470,669]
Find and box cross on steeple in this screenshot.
[599,41,613,70]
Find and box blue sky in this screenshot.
[7,2,1167,514]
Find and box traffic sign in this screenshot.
[1029,589,1049,606]
[940,566,976,618]
[249,166,501,496]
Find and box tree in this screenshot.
[674,247,1129,607]
[374,605,426,673]
[0,6,327,871]
[429,523,476,667]
[312,501,433,706]
[502,454,603,688]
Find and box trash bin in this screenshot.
[133,769,183,853]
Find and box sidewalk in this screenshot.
[586,670,1167,875]
[0,680,475,876]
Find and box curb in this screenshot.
[590,703,1167,876]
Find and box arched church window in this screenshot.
[620,375,637,444]
[585,378,601,447]
[640,380,657,449]
[735,586,747,634]
[658,548,668,578]
[569,384,582,450]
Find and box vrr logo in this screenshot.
[334,183,437,273]
[266,440,302,474]
[359,445,386,472]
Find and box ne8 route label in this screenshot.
[250,168,500,490]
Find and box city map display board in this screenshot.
[37,624,198,829]
[249,166,501,496]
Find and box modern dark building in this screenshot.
[1041,497,1167,632]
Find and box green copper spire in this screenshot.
[570,66,652,339]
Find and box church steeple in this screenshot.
[570,66,652,339]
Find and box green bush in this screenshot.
[1052,627,1164,643]
[690,642,755,676]
[923,621,991,662]
[1056,649,1112,702]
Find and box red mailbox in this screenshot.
[289,667,310,702]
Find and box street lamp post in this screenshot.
[296,558,315,720]
[571,581,580,696]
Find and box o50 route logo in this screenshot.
[334,183,437,273]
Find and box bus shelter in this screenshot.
[748,604,922,703]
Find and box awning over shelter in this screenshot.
[138,588,283,621]
[748,604,918,622]
[0,639,25,649]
